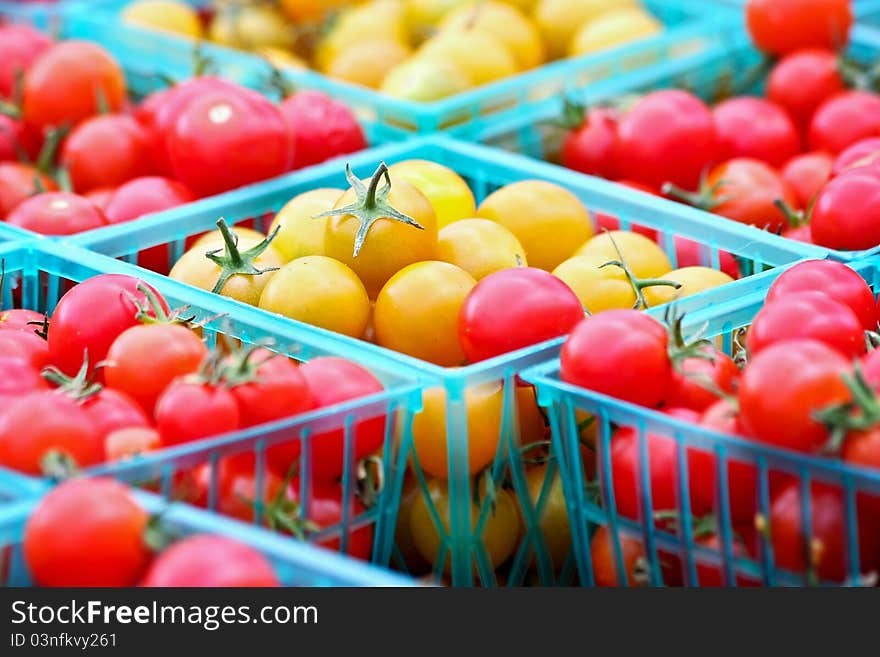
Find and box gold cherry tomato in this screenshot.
[209,5,293,51]
[380,57,472,102]
[533,0,637,59]
[441,1,544,70]
[438,218,526,280]
[477,180,593,271]
[258,255,371,338]
[553,252,636,313]
[570,7,662,57]
[323,163,438,298]
[169,222,284,306]
[327,40,412,89]
[315,1,409,73]
[279,0,350,22]
[575,230,672,279]
[516,464,571,570]
[417,30,519,86]
[122,0,203,38]
[388,160,476,228]
[257,47,308,71]
[642,266,735,308]
[404,0,472,41]
[269,188,342,262]
[375,261,475,366]
[517,385,547,446]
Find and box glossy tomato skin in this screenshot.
[782,224,814,244]
[561,310,672,408]
[767,49,845,129]
[591,526,649,587]
[60,115,154,193]
[48,274,169,378]
[0,162,58,217]
[0,391,103,475]
[458,267,584,363]
[0,308,44,333]
[746,0,853,56]
[862,349,880,390]
[809,91,880,154]
[810,167,880,250]
[0,115,42,163]
[155,380,240,446]
[0,23,51,99]
[79,388,151,440]
[561,108,619,178]
[707,158,798,232]
[781,151,833,207]
[22,41,126,129]
[5,192,107,235]
[279,90,367,170]
[167,87,291,196]
[667,351,739,412]
[593,179,659,240]
[227,349,314,428]
[24,478,152,587]
[183,455,285,524]
[141,535,279,587]
[285,478,373,559]
[766,259,876,330]
[747,291,865,358]
[0,332,49,369]
[713,97,801,168]
[267,357,385,480]
[738,339,851,453]
[831,137,880,176]
[0,355,47,402]
[614,90,719,190]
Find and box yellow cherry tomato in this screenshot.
[417,31,519,86]
[642,266,735,308]
[380,57,472,102]
[516,464,571,570]
[258,256,371,338]
[517,385,547,446]
[327,40,412,89]
[438,218,526,280]
[439,1,545,70]
[209,5,294,51]
[257,47,308,71]
[323,164,438,298]
[476,180,593,271]
[269,188,342,262]
[413,383,503,479]
[315,1,409,73]
[405,0,472,41]
[169,224,284,306]
[279,0,350,22]
[387,160,476,228]
[575,230,672,279]
[552,252,637,313]
[122,0,203,38]
[533,0,637,59]
[394,474,433,575]
[409,477,520,576]
[570,7,662,57]
[374,261,476,366]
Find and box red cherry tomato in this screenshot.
[862,349,880,390]
[766,259,876,330]
[782,224,814,243]
[183,455,285,524]
[561,310,672,408]
[705,158,798,232]
[810,167,880,250]
[48,274,169,378]
[561,107,619,178]
[746,0,853,56]
[458,267,584,363]
[78,388,151,440]
[593,179,659,240]
[5,192,107,235]
[141,535,279,587]
[22,41,126,129]
[155,379,240,447]
[0,308,44,332]
[0,161,57,217]
[105,426,161,461]
[747,291,865,358]
[0,391,103,474]
[713,97,801,168]
[809,91,880,154]
[0,332,48,369]
[24,478,152,587]
[0,355,47,403]
[831,137,880,176]
[766,49,845,129]
[666,235,741,280]
[781,151,833,207]
[614,90,719,190]
[0,23,51,99]
[667,351,739,412]
[738,339,851,453]
[167,87,291,196]
[0,115,42,163]
[279,90,367,170]
[60,114,154,193]
[225,349,314,428]
[84,187,116,211]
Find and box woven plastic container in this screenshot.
[0,490,417,586]
[0,223,33,244]
[523,257,880,587]
[478,23,880,262]
[0,239,421,571]
[71,134,821,586]
[74,0,734,140]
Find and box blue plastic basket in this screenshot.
[523,256,880,587]
[72,133,822,586]
[0,239,422,572]
[0,490,418,586]
[73,0,735,140]
[477,22,880,262]
[0,223,34,244]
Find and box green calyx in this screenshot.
[40,450,80,482]
[126,282,193,326]
[313,162,424,258]
[653,510,719,541]
[599,231,681,310]
[815,363,880,456]
[558,94,587,130]
[206,218,281,295]
[41,351,105,402]
[662,170,731,212]
[838,55,880,93]
[259,464,321,540]
[217,338,279,388]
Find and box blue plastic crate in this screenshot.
[75,0,735,140]
[0,223,34,244]
[0,239,422,572]
[72,133,821,586]
[0,490,418,586]
[523,256,880,587]
[478,22,880,262]
[0,0,119,30]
